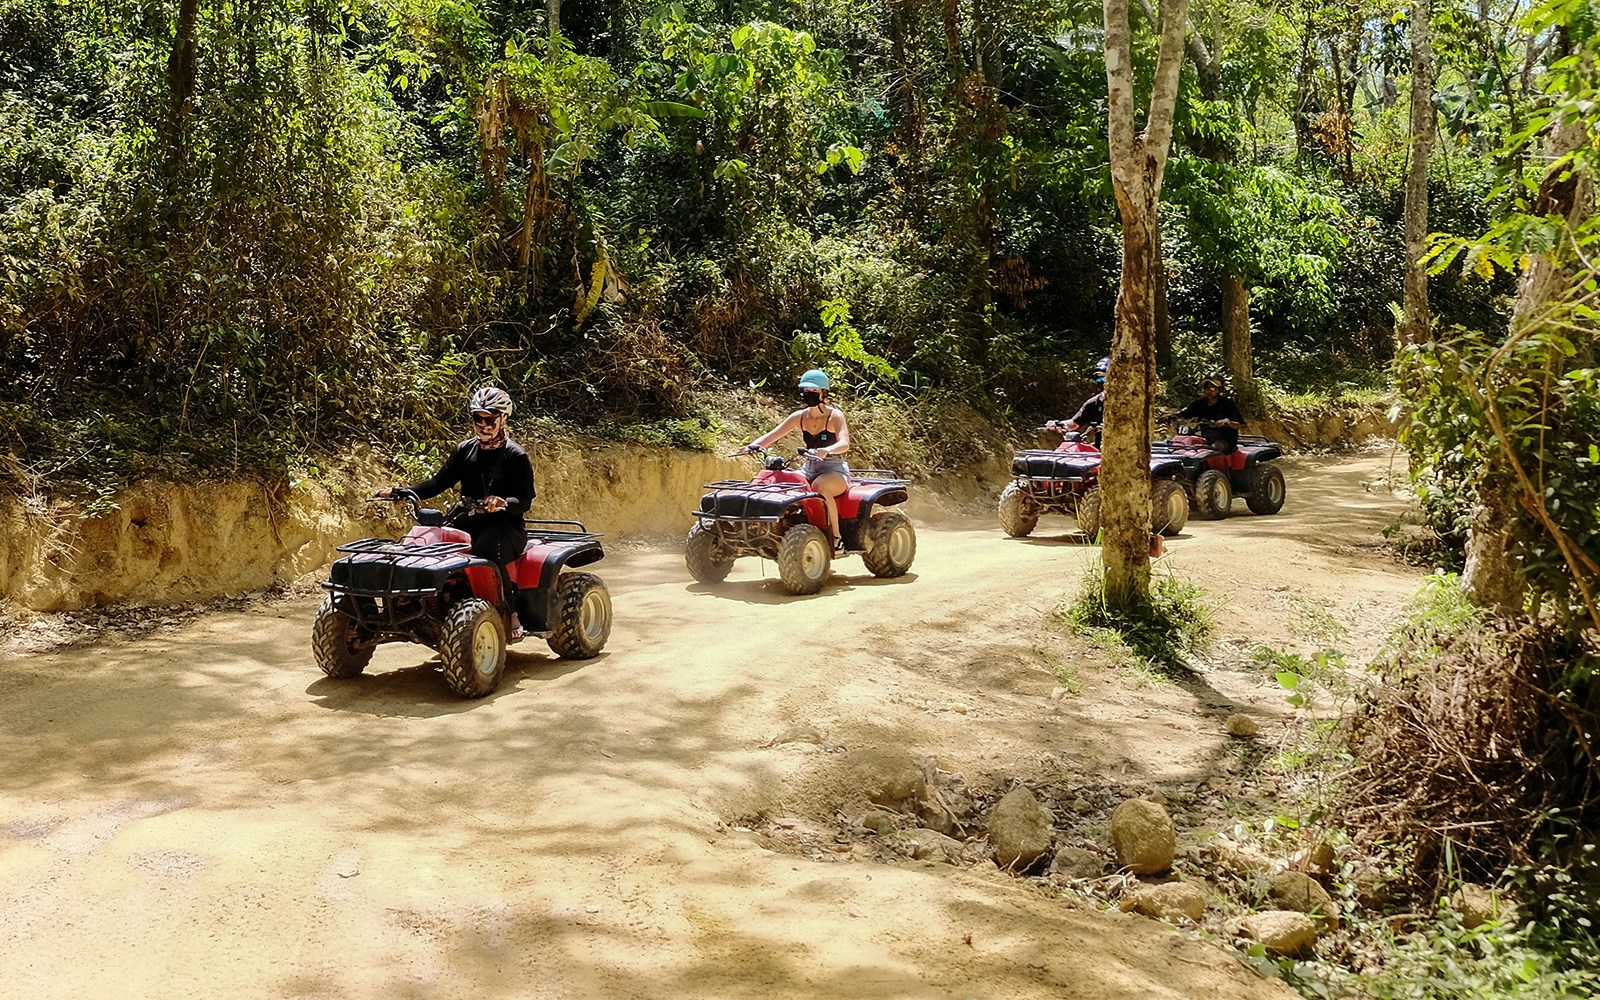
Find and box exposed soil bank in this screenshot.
[0,403,1395,612]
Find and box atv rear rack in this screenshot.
[522,518,602,543]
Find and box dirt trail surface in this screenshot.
[1,450,1415,1000]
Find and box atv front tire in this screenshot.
[862,509,917,578]
[547,572,612,659]
[1075,486,1103,541]
[997,482,1040,538]
[311,595,377,679]
[1150,479,1189,536]
[1194,470,1232,520]
[439,598,507,698]
[1245,465,1287,515]
[685,522,734,584]
[777,523,831,595]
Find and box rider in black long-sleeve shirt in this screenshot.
[380,386,535,633]
[1172,375,1245,452]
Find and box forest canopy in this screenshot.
[0,0,1509,484]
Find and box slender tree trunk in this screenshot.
[1401,0,1435,347]
[1101,0,1189,608]
[547,0,562,45]
[1221,274,1253,401]
[165,0,202,180]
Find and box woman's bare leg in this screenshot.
[813,471,848,545]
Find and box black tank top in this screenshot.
[801,408,838,450]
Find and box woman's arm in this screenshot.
[408,443,466,500]
[821,409,851,456]
[748,410,804,450]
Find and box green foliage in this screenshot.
[1062,567,1215,676]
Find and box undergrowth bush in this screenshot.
[1061,565,1215,676]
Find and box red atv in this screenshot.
[999,426,1189,539]
[312,491,613,698]
[685,448,916,595]
[1152,418,1287,520]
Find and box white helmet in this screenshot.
[469,386,513,416]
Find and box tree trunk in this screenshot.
[1101,0,1189,608]
[1154,225,1171,369]
[548,0,563,45]
[1221,273,1253,404]
[1401,0,1435,347]
[165,0,202,180]
[1462,71,1594,610]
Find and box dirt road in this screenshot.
[1,450,1417,1000]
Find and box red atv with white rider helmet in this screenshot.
[312,491,613,697]
[685,448,916,595]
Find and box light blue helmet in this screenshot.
[797,369,831,390]
[1094,356,1110,383]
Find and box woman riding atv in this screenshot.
[744,369,852,552]
[378,386,535,637]
[1046,356,1109,444]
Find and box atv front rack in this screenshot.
[335,538,470,559]
[694,480,822,521]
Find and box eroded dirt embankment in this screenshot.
[0,403,1394,612]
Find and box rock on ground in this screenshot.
[898,828,965,863]
[1242,910,1318,956]
[1269,870,1338,924]
[1121,881,1207,923]
[1451,883,1513,929]
[1225,714,1259,737]
[1050,846,1107,881]
[844,749,928,809]
[987,787,1054,871]
[1111,799,1177,875]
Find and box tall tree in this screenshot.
[1101,0,1190,606]
[1400,0,1435,347]
[165,0,202,180]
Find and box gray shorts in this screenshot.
[803,456,850,483]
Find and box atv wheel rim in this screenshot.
[887,523,913,565]
[580,588,611,642]
[1265,475,1285,505]
[1159,490,1186,529]
[471,619,500,678]
[802,537,828,580]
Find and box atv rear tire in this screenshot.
[1245,465,1286,515]
[1075,486,1103,541]
[1194,470,1232,520]
[997,482,1040,537]
[1150,479,1189,536]
[311,595,377,679]
[685,522,734,584]
[547,572,612,659]
[439,598,506,698]
[777,523,831,595]
[862,509,916,578]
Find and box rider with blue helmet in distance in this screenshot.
[1046,356,1109,443]
[744,369,853,552]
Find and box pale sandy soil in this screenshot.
[0,449,1416,1000]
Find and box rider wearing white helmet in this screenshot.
[1048,356,1109,442]
[380,385,535,634]
[744,369,853,552]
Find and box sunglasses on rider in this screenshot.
[471,412,500,425]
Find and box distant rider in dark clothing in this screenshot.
[1047,356,1109,441]
[379,386,534,635]
[1171,374,1244,453]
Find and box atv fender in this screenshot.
[850,483,909,524]
[514,540,607,632]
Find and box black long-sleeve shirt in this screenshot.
[409,438,535,533]
[1174,396,1245,451]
